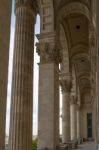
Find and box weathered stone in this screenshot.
[8,2,36,150]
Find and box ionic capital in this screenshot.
[36,42,62,64]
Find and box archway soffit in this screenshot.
[70,51,89,63]
[57,2,91,23]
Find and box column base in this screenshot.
[59,143,68,150]
[60,141,78,150]
[77,138,83,144]
[68,140,78,149]
[38,146,59,150]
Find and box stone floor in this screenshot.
[75,142,97,150]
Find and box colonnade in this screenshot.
[61,80,81,144]
[7,1,83,150]
[0,0,97,150]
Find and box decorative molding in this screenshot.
[15,0,38,14]
[71,51,89,64]
[57,2,91,23]
[60,79,72,93]
[36,42,62,64]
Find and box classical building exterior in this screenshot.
[1,0,99,150]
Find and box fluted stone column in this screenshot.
[70,96,77,141]
[77,105,81,141]
[37,36,62,150]
[61,80,71,143]
[9,1,36,150]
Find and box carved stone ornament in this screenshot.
[36,42,62,64]
[60,80,72,93]
[57,2,91,23]
[15,0,38,13]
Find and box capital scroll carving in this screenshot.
[36,42,62,64]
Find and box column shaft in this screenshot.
[70,99,77,141]
[77,107,81,140]
[62,92,70,143]
[9,5,35,150]
[38,63,59,150]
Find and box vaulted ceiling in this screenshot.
[59,2,91,104]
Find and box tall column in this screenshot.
[61,80,71,143]
[70,96,77,141]
[37,35,62,150]
[76,105,81,141]
[9,1,36,150]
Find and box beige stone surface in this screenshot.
[62,92,70,143]
[0,0,99,149]
[8,2,36,150]
[38,63,59,150]
[77,106,81,140]
[70,100,77,141]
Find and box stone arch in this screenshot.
[60,24,70,75]
[71,51,89,64]
[57,1,91,23]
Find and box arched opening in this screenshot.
[56,1,96,147]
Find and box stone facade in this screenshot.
[1,0,99,150]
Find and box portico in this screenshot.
[0,0,99,150]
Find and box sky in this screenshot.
[6,1,62,136]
